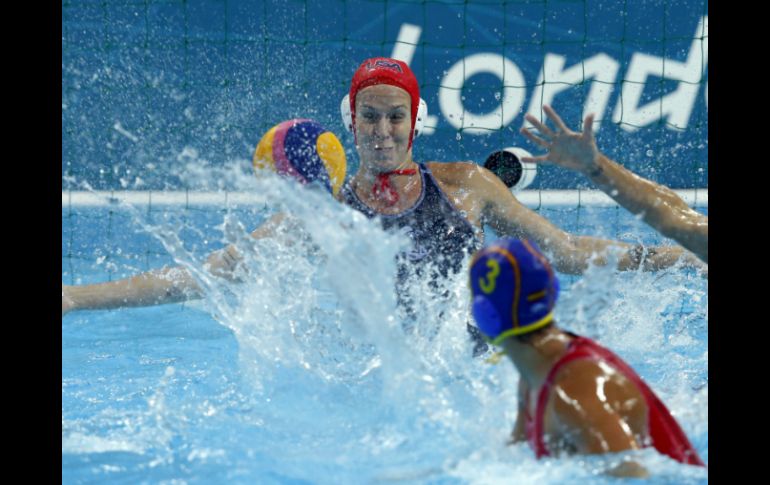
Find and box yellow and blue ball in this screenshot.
[253,119,346,196]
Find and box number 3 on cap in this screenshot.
[479,259,500,294]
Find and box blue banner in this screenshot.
[62,0,708,190]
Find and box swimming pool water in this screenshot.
[62,181,707,484]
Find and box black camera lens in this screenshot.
[484,150,523,188]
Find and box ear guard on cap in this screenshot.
[472,295,504,340]
[340,94,427,139]
[413,98,427,138]
[340,95,354,132]
[483,147,537,192]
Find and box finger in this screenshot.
[520,127,549,148]
[519,154,551,164]
[524,113,555,138]
[543,105,569,133]
[583,113,595,139]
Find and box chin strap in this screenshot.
[372,168,417,206]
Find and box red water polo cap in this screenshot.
[349,57,420,149]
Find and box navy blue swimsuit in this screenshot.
[340,163,488,355]
[341,163,480,277]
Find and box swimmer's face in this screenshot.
[354,84,412,171]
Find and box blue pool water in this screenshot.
[62,176,707,484]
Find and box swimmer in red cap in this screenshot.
[341,58,425,207]
[63,58,705,327]
[334,57,704,355]
[469,238,705,476]
[335,57,704,279]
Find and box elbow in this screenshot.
[652,205,705,240]
[548,236,588,275]
[657,216,708,263]
[205,249,245,283]
[655,215,684,241]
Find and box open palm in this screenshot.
[519,105,600,174]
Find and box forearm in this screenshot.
[617,243,707,272]
[544,234,633,274]
[587,154,708,261]
[66,267,203,312]
[567,236,699,273]
[481,173,698,275]
[585,153,682,217]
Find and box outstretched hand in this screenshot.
[62,285,75,316]
[520,105,601,174]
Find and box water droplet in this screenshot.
[646,150,653,157]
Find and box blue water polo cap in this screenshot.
[469,238,560,344]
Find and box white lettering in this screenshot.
[524,53,619,133]
[390,23,421,65]
[391,19,707,137]
[439,53,526,134]
[390,23,438,134]
[613,16,708,132]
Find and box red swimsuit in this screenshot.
[523,335,704,466]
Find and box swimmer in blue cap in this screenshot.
[469,238,704,476]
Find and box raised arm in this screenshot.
[464,165,697,275]
[521,105,708,263]
[62,213,288,316]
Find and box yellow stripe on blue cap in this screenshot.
[490,311,555,346]
[527,290,547,302]
[521,239,557,309]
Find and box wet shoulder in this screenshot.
[550,358,645,414]
[552,357,649,445]
[426,161,485,187]
[427,161,503,200]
